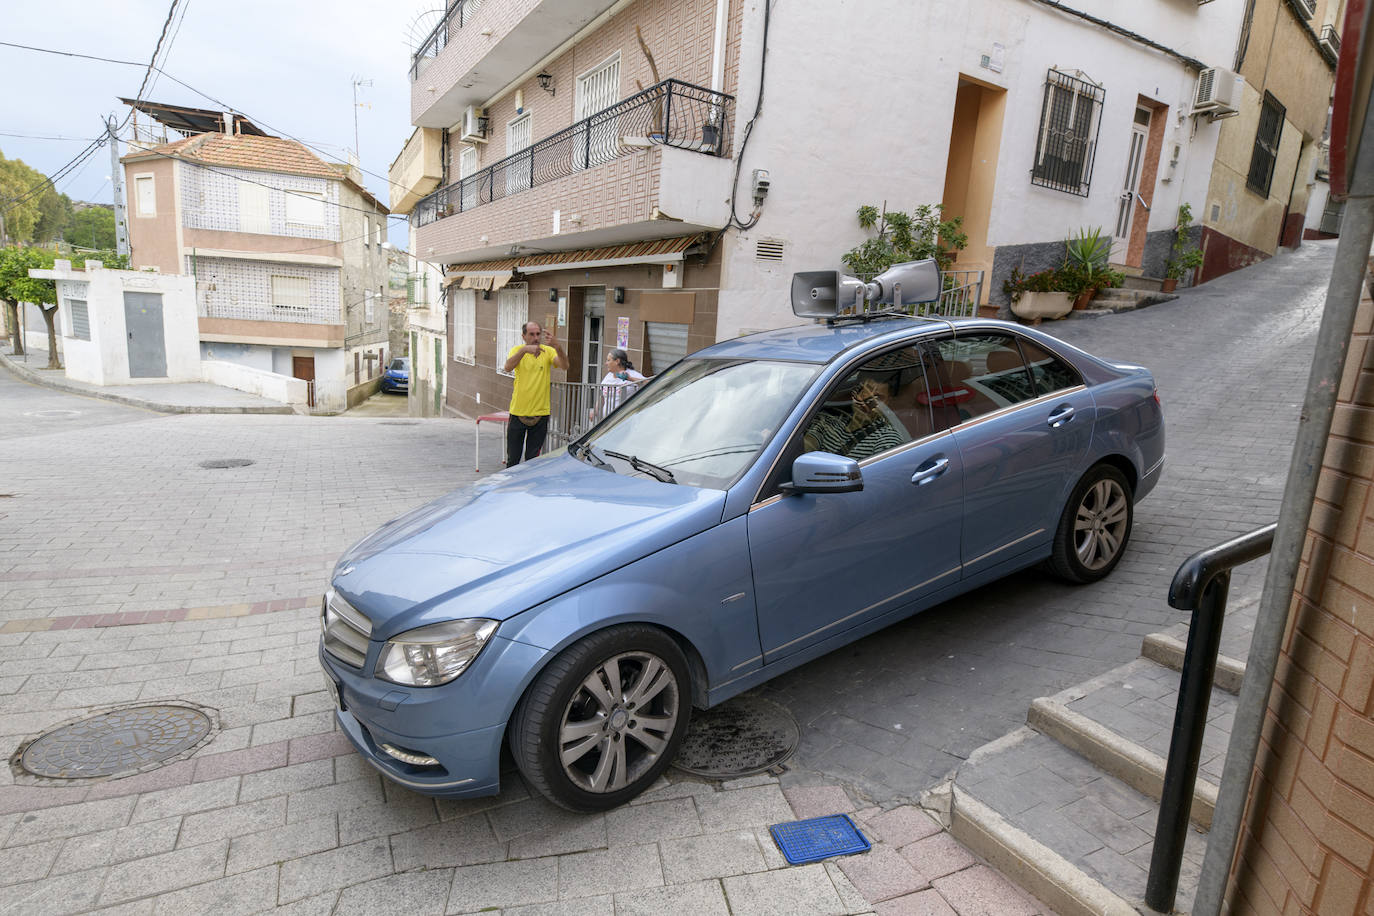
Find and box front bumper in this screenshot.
[318,636,545,798]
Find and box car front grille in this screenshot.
[322,591,372,669]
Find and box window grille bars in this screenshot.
[1030,69,1105,197]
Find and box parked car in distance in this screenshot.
[381,358,409,394]
[320,261,1165,812]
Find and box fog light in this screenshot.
[380,743,439,766]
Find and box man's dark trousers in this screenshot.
[506,415,549,467]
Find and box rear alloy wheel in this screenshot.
[510,625,691,811]
[1049,464,1133,583]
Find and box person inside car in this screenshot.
[803,374,907,461]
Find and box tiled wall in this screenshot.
[1232,268,1374,914]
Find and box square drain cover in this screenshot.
[769,814,870,865]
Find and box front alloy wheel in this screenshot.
[511,626,691,811]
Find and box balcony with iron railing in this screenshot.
[414,79,735,263]
[410,0,620,128]
[1319,23,1341,66]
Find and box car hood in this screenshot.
[330,455,725,640]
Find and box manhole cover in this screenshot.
[199,458,254,469]
[380,420,419,426]
[23,409,81,418]
[673,695,799,778]
[17,705,214,780]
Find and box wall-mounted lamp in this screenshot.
[613,286,625,304]
[537,72,555,96]
[549,287,559,302]
[483,289,492,300]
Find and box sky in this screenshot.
[1,0,443,246]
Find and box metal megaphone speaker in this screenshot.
[790,270,867,318]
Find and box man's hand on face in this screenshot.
[540,328,555,347]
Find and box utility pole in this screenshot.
[108,117,130,258]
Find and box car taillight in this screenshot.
[1152,388,1161,407]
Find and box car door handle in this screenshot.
[1048,405,1075,428]
[911,456,950,485]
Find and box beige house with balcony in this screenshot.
[389,0,1297,419]
[122,118,392,412]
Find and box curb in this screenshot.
[0,350,293,415]
[1141,632,1246,694]
[926,764,1140,916]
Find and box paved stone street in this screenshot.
[0,240,1334,912]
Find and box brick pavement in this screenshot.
[0,239,1334,911]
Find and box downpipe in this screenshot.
[1190,194,1374,915]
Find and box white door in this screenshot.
[574,54,620,169]
[1111,107,1151,262]
[459,146,478,211]
[581,288,606,383]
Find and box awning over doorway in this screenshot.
[444,235,700,285]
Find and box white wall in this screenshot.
[201,359,307,405]
[714,0,1246,339]
[31,261,200,385]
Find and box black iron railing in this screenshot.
[413,80,734,227]
[1145,523,1276,914]
[410,0,484,81]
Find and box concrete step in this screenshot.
[1071,288,1179,318]
[1026,656,1232,830]
[930,650,1237,914]
[1122,275,1165,292]
[1141,632,1247,695]
[929,727,1208,916]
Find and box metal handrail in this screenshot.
[1145,522,1277,913]
[547,377,650,450]
[413,79,734,227]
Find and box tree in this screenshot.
[0,246,57,365]
[34,188,73,245]
[0,151,51,245]
[841,203,967,280]
[67,206,116,250]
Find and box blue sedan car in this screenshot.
[381,357,409,394]
[320,264,1164,812]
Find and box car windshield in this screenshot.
[390,359,409,371]
[579,358,819,489]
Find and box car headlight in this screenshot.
[375,619,498,687]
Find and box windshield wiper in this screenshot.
[603,449,677,484]
[570,441,611,470]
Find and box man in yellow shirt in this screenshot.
[503,320,569,466]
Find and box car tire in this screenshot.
[509,625,691,812]
[1047,463,1133,584]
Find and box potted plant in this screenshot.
[633,26,666,141]
[1163,204,1204,292]
[1004,266,1074,320]
[1063,226,1112,309]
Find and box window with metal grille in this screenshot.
[1030,70,1105,197]
[575,53,621,169]
[1247,92,1285,196]
[67,300,90,340]
[453,287,476,364]
[1319,196,1345,234]
[506,115,532,195]
[271,275,311,310]
[496,283,529,376]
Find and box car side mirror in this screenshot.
[780,451,863,495]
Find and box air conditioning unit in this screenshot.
[459,106,488,143]
[1193,66,1240,116]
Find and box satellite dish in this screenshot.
[405,8,446,55]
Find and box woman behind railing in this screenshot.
[547,354,650,450]
[597,349,646,416]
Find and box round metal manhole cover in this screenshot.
[673,695,799,778]
[199,458,255,469]
[380,420,419,426]
[23,409,81,418]
[18,705,214,780]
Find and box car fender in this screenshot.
[1086,373,1164,497]
[495,514,760,710]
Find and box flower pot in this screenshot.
[1010,291,1074,321]
[1072,289,1097,310]
[1161,278,1178,293]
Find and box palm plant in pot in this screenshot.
[1063,226,1114,309]
[1163,203,1204,292]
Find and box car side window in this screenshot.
[1019,338,1083,395]
[925,334,1042,423]
[800,347,931,463]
